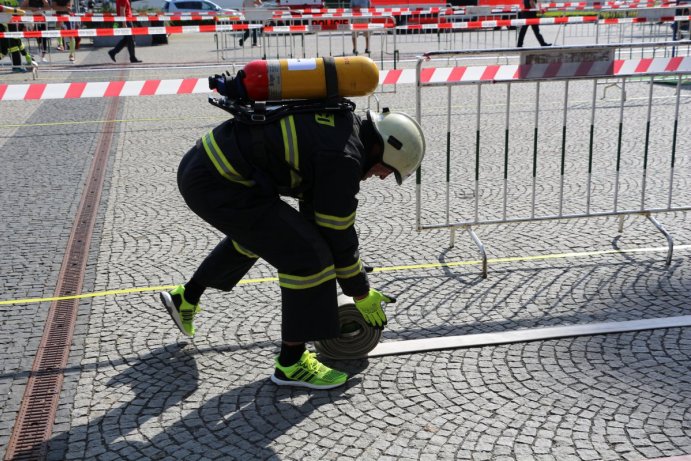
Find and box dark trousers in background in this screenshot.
[517,24,549,47]
[34,23,48,55]
[111,21,137,61]
[240,29,258,46]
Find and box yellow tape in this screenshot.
[0,245,687,306]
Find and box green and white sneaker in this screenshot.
[271,350,348,390]
[160,285,201,337]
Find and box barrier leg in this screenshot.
[646,213,673,266]
[466,225,487,279]
[445,85,452,238]
[614,78,626,213]
[667,76,682,210]
[601,81,626,101]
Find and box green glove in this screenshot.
[354,289,396,328]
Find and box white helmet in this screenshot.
[367,108,426,185]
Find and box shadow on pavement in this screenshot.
[44,344,366,460]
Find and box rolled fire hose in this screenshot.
[315,294,382,359]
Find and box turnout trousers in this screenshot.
[177,145,341,343]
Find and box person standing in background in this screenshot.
[350,0,370,55]
[516,0,551,47]
[239,0,262,47]
[21,0,49,61]
[107,0,142,63]
[53,0,75,62]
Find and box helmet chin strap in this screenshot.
[360,118,384,175]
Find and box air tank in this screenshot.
[240,56,379,101]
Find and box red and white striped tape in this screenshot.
[10,13,242,23]
[291,7,447,14]
[263,22,387,32]
[269,11,402,18]
[4,13,689,38]
[271,7,463,17]
[1,57,688,101]
[286,0,677,14]
[542,0,676,6]
[482,0,676,7]
[395,14,690,30]
[393,16,573,30]
[76,11,220,15]
[0,23,260,39]
[382,56,689,84]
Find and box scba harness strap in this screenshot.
[208,96,356,126]
[204,58,358,196]
[203,100,357,197]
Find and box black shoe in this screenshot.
[107,49,116,62]
[130,58,142,63]
[364,48,370,54]
[352,49,358,55]
[239,38,244,46]
[542,43,552,46]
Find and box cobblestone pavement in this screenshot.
[1,27,690,461]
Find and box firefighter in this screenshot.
[160,106,425,390]
[0,22,35,72]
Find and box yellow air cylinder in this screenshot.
[242,56,379,101]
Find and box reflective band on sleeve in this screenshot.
[280,115,301,188]
[314,210,356,230]
[335,259,363,280]
[232,240,259,259]
[278,265,336,290]
[202,131,255,187]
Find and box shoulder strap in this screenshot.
[208,96,356,125]
[322,57,339,101]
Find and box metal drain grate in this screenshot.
[4,98,120,461]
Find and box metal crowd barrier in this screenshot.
[215,22,264,61]
[7,7,689,67]
[560,6,689,45]
[216,7,271,61]
[390,14,691,55]
[391,6,520,55]
[213,12,393,61]
[413,41,691,277]
[261,20,390,61]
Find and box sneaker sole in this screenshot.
[270,373,346,390]
[160,291,193,337]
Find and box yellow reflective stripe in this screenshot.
[280,115,300,188]
[335,259,363,280]
[278,265,336,290]
[314,210,356,230]
[232,240,258,259]
[315,113,335,127]
[289,170,301,189]
[280,115,298,168]
[201,131,254,187]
